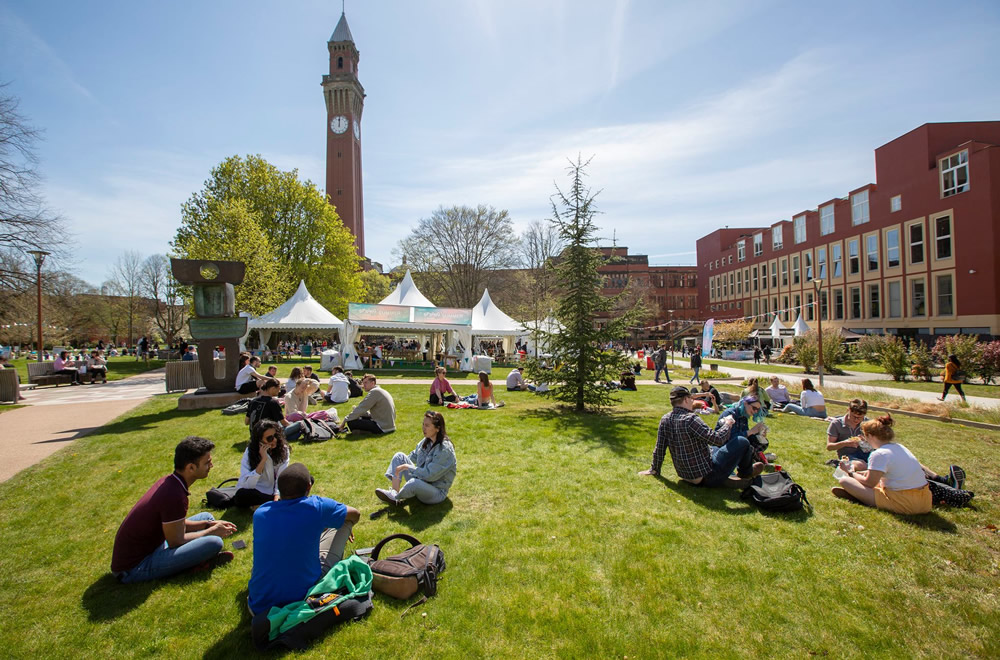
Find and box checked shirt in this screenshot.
[650,406,732,480]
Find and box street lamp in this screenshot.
[26,250,51,362]
[813,278,824,386]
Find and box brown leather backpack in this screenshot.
[365,533,445,599]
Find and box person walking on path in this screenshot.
[653,346,671,384]
[753,346,762,364]
[689,350,702,384]
[938,354,968,404]
[763,345,772,365]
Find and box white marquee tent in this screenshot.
[378,270,435,307]
[792,313,811,336]
[243,280,343,350]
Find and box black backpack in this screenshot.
[221,398,253,416]
[741,471,810,512]
[299,418,337,443]
[203,477,240,509]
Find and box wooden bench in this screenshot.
[0,369,19,402]
[27,362,76,387]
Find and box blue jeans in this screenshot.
[284,421,303,442]
[689,367,701,383]
[116,512,223,583]
[700,435,756,487]
[781,404,826,418]
[385,452,448,504]
[655,365,670,382]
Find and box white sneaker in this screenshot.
[375,488,400,506]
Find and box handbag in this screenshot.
[953,370,967,382]
[363,533,445,599]
[203,477,240,508]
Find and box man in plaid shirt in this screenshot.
[640,386,763,487]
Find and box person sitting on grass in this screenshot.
[831,414,932,515]
[325,366,351,404]
[506,366,535,391]
[345,370,364,398]
[53,350,82,385]
[938,354,968,405]
[236,356,269,395]
[284,377,332,423]
[695,379,722,412]
[764,376,792,409]
[469,371,502,408]
[780,378,827,418]
[246,378,304,442]
[87,349,108,384]
[247,463,361,616]
[302,365,321,384]
[376,410,457,507]
[639,386,763,487]
[429,366,458,405]
[827,398,870,470]
[111,437,237,583]
[741,378,771,412]
[285,367,303,395]
[337,374,396,435]
[235,420,291,507]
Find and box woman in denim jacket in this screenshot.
[375,410,456,506]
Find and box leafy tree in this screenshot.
[932,334,981,380]
[526,157,643,412]
[977,341,1000,385]
[879,336,911,381]
[395,205,521,308]
[854,334,886,364]
[358,268,393,304]
[174,198,286,316]
[908,342,934,382]
[712,318,754,344]
[173,155,363,316]
[792,330,845,373]
[0,84,68,290]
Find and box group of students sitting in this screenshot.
[111,412,457,621]
[641,385,972,516]
[428,367,507,408]
[51,349,109,385]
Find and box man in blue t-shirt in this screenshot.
[248,463,361,615]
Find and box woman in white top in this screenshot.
[781,378,826,418]
[283,377,335,423]
[832,414,932,515]
[285,367,303,394]
[235,420,291,507]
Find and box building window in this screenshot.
[851,190,870,225]
[744,269,749,293]
[736,272,742,296]
[772,297,778,317]
[817,247,827,280]
[866,235,879,271]
[909,223,924,264]
[729,273,735,297]
[771,265,778,289]
[753,233,763,257]
[849,287,861,319]
[728,255,732,264]
[337,56,344,69]
[820,290,829,321]
[792,256,800,285]
[753,299,759,316]
[940,150,969,197]
[868,284,880,318]
[834,289,845,320]
[911,279,926,317]
[848,239,860,275]
[794,215,806,244]
[804,252,813,282]
[780,259,788,286]
[762,298,768,314]
[794,294,801,319]
[737,241,746,262]
[782,295,789,322]
[937,274,954,316]
[935,216,952,260]
[760,264,768,290]
[806,293,814,321]
[832,244,842,278]
[886,229,900,268]
[888,281,902,318]
[722,274,727,297]
[820,204,835,235]
[772,226,783,250]
[890,195,901,212]
[752,266,758,292]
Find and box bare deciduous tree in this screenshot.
[105,251,146,347]
[141,254,189,346]
[394,205,521,308]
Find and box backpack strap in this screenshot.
[371,533,421,560]
[792,484,811,510]
[216,477,240,488]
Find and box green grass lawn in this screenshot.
[860,379,1000,400]
[841,360,893,375]
[9,356,166,383]
[700,358,806,375]
[0,403,24,415]
[0,386,997,658]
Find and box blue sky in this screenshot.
[3,0,1000,287]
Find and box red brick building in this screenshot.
[696,122,1000,340]
[594,247,698,340]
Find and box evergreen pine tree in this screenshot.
[527,157,644,412]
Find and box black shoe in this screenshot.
[948,465,966,490]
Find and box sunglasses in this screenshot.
[750,405,762,414]
[262,433,278,441]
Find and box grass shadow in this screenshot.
[203,587,254,659]
[898,511,958,533]
[380,498,454,533]
[91,407,206,436]
[651,474,758,516]
[523,407,643,456]
[81,573,156,621]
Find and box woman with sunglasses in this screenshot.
[235,420,291,507]
[375,411,456,506]
[716,395,767,450]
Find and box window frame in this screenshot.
[834,288,845,321]
[866,234,879,272]
[886,228,901,269]
[890,195,901,212]
[817,246,827,280]
[792,255,801,285]
[772,226,783,251]
[908,221,924,266]
[940,150,969,198]
[849,286,861,320]
[753,233,764,257]
[933,215,953,262]
[909,277,927,318]
[867,283,880,319]
[780,258,788,286]
[820,204,835,236]
[793,215,806,244]
[832,244,843,278]
[851,189,870,226]
[935,273,954,317]
[887,280,902,318]
[848,239,860,275]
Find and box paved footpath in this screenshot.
[1,370,168,483]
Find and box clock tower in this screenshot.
[322,12,365,256]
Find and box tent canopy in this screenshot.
[792,314,811,336]
[471,288,521,336]
[249,280,343,330]
[768,315,787,336]
[379,270,435,307]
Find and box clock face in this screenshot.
[330,115,349,134]
[353,119,360,140]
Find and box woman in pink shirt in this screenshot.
[429,366,457,405]
[53,350,82,385]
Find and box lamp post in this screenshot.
[26,250,51,362]
[813,278,824,386]
[667,309,675,365]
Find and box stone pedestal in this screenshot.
[177,389,248,411]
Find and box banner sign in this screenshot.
[348,303,410,323]
[722,349,755,361]
[413,306,472,326]
[701,319,714,358]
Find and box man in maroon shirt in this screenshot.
[111,437,237,583]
